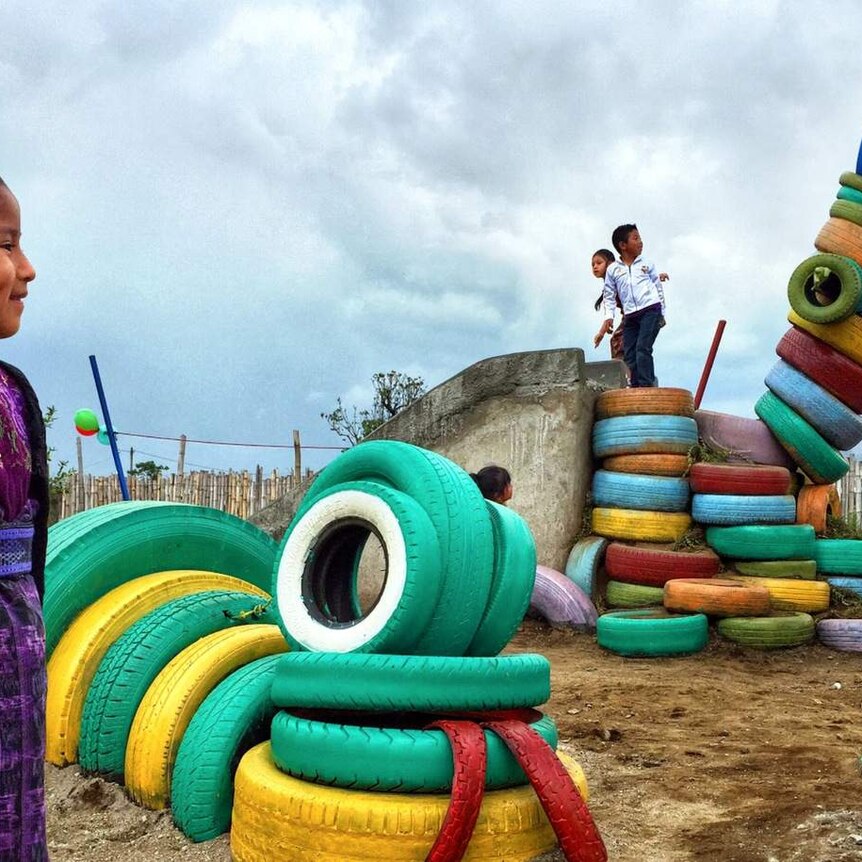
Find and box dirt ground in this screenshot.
[46,619,862,862]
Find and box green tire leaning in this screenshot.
[814,539,862,574]
[270,709,558,792]
[464,501,537,656]
[45,501,277,656]
[597,609,709,657]
[706,525,816,561]
[270,652,551,711]
[78,590,270,779]
[171,654,283,842]
[278,441,494,656]
[274,481,443,655]
[605,580,665,608]
[786,253,862,324]
[831,199,862,229]
[717,612,815,649]
[732,560,816,579]
[838,186,862,206]
[754,391,848,484]
[840,171,862,193]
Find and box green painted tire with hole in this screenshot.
[706,524,816,560]
[605,580,665,609]
[597,609,709,657]
[786,253,862,323]
[717,613,815,648]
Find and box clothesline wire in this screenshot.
[113,430,346,451]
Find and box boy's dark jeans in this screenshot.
[622,305,662,387]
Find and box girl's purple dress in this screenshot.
[0,365,48,860]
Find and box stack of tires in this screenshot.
[231,441,607,862]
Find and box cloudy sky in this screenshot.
[3,0,862,478]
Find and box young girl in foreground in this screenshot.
[0,175,49,860]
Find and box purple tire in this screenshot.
[695,409,796,469]
[529,565,598,632]
[816,618,862,652]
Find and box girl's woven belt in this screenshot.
[0,520,34,577]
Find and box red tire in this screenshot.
[426,720,487,862]
[776,326,862,413]
[605,542,720,587]
[483,719,607,862]
[689,463,791,495]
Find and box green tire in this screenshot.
[831,199,862,229]
[786,253,862,324]
[814,539,862,574]
[45,502,277,656]
[270,652,551,711]
[78,590,270,779]
[838,186,862,206]
[706,525,816,560]
[597,609,709,657]
[732,559,816,579]
[717,613,815,648]
[270,709,558,792]
[754,391,848,484]
[840,171,862,193]
[171,654,283,842]
[605,580,665,608]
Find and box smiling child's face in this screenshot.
[0,186,35,339]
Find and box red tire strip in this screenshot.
[605,542,720,586]
[689,462,791,495]
[425,720,487,862]
[482,719,607,862]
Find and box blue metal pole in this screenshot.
[89,354,130,501]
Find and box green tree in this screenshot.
[128,459,170,480]
[44,406,76,524]
[322,370,426,445]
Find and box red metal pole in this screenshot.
[693,320,727,410]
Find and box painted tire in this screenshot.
[596,609,708,657]
[595,387,694,419]
[78,590,271,778]
[691,494,797,526]
[270,652,551,712]
[838,186,862,205]
[689,463,790,496]
[591,470,690,513]
[816,618,862,652]
[604,543,720,587]
[754,391,848,484]
[731,560,816,580]
[605,580,664,608]
[776,326,862,413]
[171,654,283,842]
[564,536,607,600]
[717,613,815,648]
[530,565,598,631]
[45,571,267,767]
[764,361,862,450]
[124,626,287,810]
[796,485,841,533]
[706,525,816,560]
[229,742,586,862]
[841,170,862,192]
[724,575,830,613]
[825,576,862,599]
[286,441,494,657]
[465,501,537,657]
[694,410,795,469]
[591,508,691,542]
[44,502,277,656]
[270,709,558,793]
[786,253,862,323]
[830,199,862,229]
[592,415,698,458]
[663,578,771,617]
[815,216,862,268]
[787,308,862,367]
[814,538,862,575]
[602,454,690,476]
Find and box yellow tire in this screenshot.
[787,309,862,366]
[592,508,691,542]
[725,575,830,613]
[230,742,588,862]
[124,625,287,809]
[46,571,268,767]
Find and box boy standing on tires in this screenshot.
[593,224,669,387]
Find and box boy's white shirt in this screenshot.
[602,255,666,321]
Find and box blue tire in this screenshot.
[825,576,862,599]
[692,493,797,526]
[592,415,698,459]
[764,360,862,451]
[564,536,607,600]
[591,470,690,513]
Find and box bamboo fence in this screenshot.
[837,455,862,526]
[56,467,313,521]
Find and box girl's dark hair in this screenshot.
[470,465,511,502]
[593,249,616,310]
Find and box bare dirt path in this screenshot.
[46,620,862,862]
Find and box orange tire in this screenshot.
[602,454,690,476]
[596,387,694,419]
[663,578,771,618]
[796,484,841,533]
[815,217,862,268]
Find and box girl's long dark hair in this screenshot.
[470,465,511,501]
